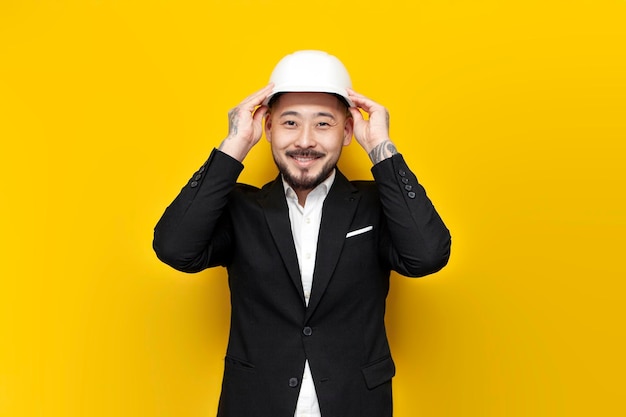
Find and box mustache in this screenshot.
[285,150,326,158]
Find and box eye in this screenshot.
[282,120,297,127]
[316,121,335,129]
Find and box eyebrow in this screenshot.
[279,111,337,119]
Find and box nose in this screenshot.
[295,125,316,148]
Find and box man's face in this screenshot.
[265,92,353,192]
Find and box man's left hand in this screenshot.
[347,89,398,164]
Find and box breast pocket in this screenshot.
[346,225,374,239]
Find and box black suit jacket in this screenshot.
[153,149,451,417]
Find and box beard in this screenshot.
[273,149,339,192]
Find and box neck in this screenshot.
[295,189,312,207]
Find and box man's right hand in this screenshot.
[218,83,274,162]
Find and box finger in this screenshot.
[239,83,275,108]
[348,106,365,122]
[346,88,372,103]
[252,105,269,124]
[347,89,383,114]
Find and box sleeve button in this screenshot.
[407,191,416,199]
[190,181,199,188]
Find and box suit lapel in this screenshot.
[258,177,305,304]
[305,170,360,322]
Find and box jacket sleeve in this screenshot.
[371,153,451,277]
[153,149,244,273]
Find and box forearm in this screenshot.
[218,137,254,162]
[372,154,451,277]
[367,139,398,165]
[153,149,243,272]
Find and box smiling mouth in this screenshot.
[286,150,325,165]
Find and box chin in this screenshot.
[274,153,339,192]
[282,165,332,192]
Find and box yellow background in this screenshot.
[1,0,625,416]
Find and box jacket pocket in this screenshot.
[361,355,396,390]
[224,355,256,373]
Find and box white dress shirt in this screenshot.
[283,170,336,417]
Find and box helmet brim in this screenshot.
[263,85,354,107]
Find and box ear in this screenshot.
[264,113,272,142]
[342,116,353,146]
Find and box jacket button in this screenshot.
[407,191,416,199]
[303,327,312,336]
[289,377,299,387]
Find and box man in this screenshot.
[153,50,451,417]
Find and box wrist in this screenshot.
[367,140,398,165]
[218,136,254,162]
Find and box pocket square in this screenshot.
[346,225,373,238]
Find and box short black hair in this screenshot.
[267,92,350,111]
[267,92,283,109]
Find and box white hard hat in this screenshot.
[263,50,353,107]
